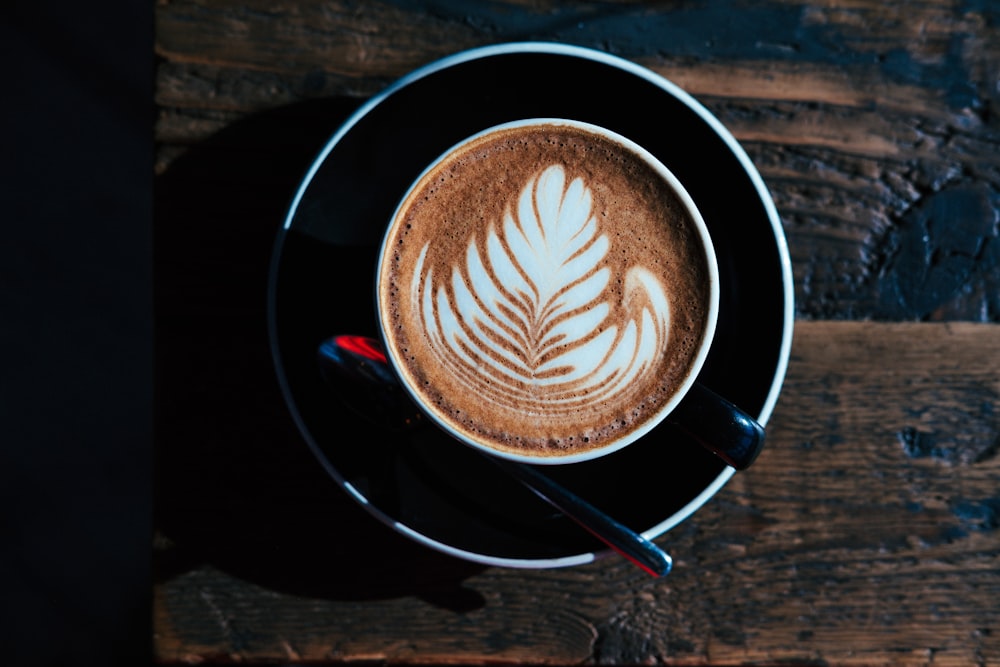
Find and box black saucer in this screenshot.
[268,43,793,568]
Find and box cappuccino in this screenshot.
[377,120,717,462]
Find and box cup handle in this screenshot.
[665,382,765,470]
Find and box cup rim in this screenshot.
[375,117,721,465]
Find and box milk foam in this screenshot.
[380,121,713,459]
[411,165,671,416]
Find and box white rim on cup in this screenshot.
[375,117,721,466]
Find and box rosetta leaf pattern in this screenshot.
[411,164,671,414]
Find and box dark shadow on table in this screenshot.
[153,99,486,612]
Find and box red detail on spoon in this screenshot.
[333,334,387,364]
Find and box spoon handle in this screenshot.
[320,335,672,577]
[490,458,672,577]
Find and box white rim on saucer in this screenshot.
[277,41,794,571]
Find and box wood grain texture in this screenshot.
[153,321,1000,665]
[154,0,1000,322]
[153,1,1000,664]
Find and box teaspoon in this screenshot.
[317,334,673,577]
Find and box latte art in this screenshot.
[378,120,715,459]
[411,165,671,416]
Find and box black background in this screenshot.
[1,1,152,664]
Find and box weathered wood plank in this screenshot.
[153,321,1000,665]
[154,0,1000,323]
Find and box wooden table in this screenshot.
[153,2,1000,664]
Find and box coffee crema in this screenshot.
[378,121,714,459]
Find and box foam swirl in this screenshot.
[409,164,671,416]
